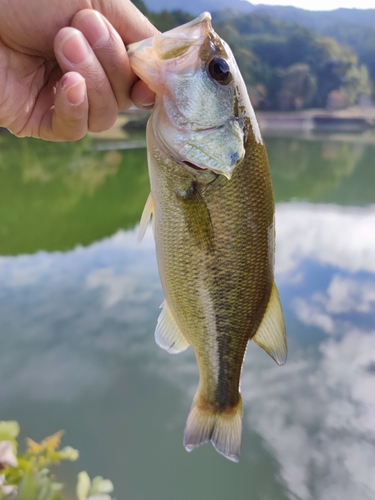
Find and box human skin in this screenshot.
[0,0,158,141]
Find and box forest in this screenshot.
[132,0,373,111]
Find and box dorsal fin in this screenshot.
[137,192,154,246]
[155,301,190,354]
[251,282,287,365]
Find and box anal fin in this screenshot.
[155,301,190,354]
[137,192,154,246]
[252,281,287,365]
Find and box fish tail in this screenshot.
[183,391,242,462]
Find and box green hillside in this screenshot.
[215,13,371,110]
[131,1,372,111]
[235,6,375,92]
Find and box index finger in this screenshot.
[95,0,158,45]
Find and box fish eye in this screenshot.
[207,57,232,85]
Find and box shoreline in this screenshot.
[256,107,375,134]
[2,106,375,142]
[90,106,375,145]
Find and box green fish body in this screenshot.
[128,12,286,462]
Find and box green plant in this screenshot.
[0,421,114,500]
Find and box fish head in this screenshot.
[128,13,253,180]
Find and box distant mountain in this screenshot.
[142,0,375,28]
[140,1,375,89]
[246,5,375,29]
[142,0,255,15]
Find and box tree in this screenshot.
[277,64,317,110]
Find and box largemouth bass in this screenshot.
[128,12,287,462]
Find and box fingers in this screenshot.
[13,64,90,142]
[36,4,157,141]
[54,23,119,132]
[72,10,136,112]
[54,8,153,133]
[39,72,89,141]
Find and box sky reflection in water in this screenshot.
[0,136,374,500]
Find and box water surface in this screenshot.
[0,132,374,500]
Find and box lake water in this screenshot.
[1,130,375,500]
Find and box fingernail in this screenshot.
[139,103,154,110]
[77,11,110,48]
[62,31,90,65]
[67,80,86,106]
[139,95,155,108]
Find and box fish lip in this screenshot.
[181,11,212,27]
[127,12,212,55]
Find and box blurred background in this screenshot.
[1,1,375,499]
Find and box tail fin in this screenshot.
[183,392,242,462]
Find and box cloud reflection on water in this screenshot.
[246,202,375,500]
[275,203,375,275]
[0,229,161,402]
[0,202,374,499]
[244,318,375,500]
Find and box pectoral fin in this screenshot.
[137,192,154,246]
[155,301,190,354]
[176,182,214,252]
[251,282,287,365]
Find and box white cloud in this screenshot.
[251,261,375,499]
[293,272,375,335]
[275,203,375,276]
[0,252,53,287]
[0,226,161,404]
[0,346,113,402]
[86,268,140,308]
[241,328,375,500]
[325,275,375,314]
[293,296,336,333]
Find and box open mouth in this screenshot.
[183,161,207,172]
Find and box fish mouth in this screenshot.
[183,160,207,172]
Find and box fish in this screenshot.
[127,12,287,463]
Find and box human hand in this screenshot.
[0,0,157,141]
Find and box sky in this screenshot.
[246,0,375,10]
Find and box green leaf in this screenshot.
[18,471,39,500]
[38,483,62,500]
